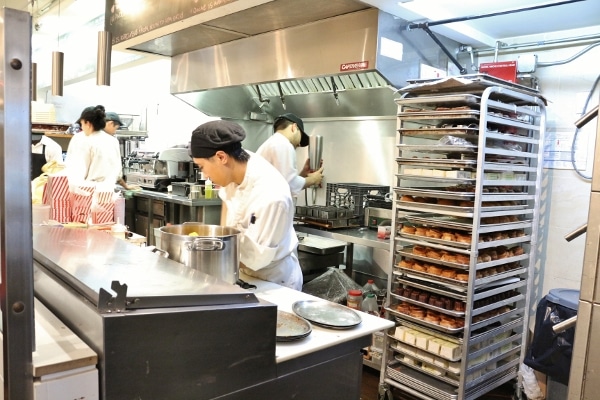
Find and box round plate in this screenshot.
[292,300,362,330]
[276,310,312,342]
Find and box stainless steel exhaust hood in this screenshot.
[169,8,459,119]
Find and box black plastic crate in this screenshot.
[326,183,390,223]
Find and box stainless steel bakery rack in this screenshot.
[379,78,546,400]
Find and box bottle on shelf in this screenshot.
[361,293,379,316]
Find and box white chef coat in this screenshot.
[65,130,122,187]
[256,133,305,196]
[219,150,303,290]
[31,135,64,164]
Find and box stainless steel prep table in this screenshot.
[294,224,391,278]
[125,189,221,245]
[32,226,393,400]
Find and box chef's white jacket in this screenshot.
[31,135,64,164]
[65,130,122,187]
[219,151,303,290]
[256,133,305,196]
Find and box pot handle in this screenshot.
[187,238,224,251]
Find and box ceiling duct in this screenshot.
[169,8,459,120]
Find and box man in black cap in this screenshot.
[256,113,324,197]
[190,120,303,290]
[103,111,139,190]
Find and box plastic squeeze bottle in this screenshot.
[204,178,213,199]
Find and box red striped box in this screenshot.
[91,191,115,224]
[51,199,72,223]
[70,185,95,223]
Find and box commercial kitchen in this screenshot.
[2,0,600,399]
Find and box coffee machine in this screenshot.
[158,147,194,180]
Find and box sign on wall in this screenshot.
[107,0,238,45]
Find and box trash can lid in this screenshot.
[547,288,580,311]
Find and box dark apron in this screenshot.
[31,144,46,180]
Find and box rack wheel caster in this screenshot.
[378,384,393,400]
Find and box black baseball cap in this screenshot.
[190,120,246,158]
[275,113,309,147]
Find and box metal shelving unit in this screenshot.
[378,77,546,400]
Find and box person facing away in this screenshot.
[31,134,63,180]
[65,105,122,187]
[256,113,324,197]
[190,120,303,290]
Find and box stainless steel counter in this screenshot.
[294,224,392,279]
[125,189,222,245]
[131,189,222,207]
[32,227,394,400]
[294,224,391,250]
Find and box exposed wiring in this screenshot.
[571,73,600,180]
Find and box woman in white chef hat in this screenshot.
[190,120,303,290]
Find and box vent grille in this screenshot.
[250,72,391,97]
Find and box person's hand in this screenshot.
[126,184,143,191]
[305,165,324,188]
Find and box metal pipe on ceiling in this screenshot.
[407,0,585,29]
[473,33,600,54]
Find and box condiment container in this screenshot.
[111,220,127,240]
[347,289,363,310]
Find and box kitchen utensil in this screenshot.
[292,299,362,329]
[276,310,312,342]
[159,223,240,284]
[308,135,323,171]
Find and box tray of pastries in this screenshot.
[398,126,479,140]
[396,259,525,289]
[399,224,528,248]
[405,213,532,231]
[398,246,471,269]
[397,144,477,153]
[388,303,465,334]
[391,286,466,317]
[396,157,477,168]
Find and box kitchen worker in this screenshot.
[103,111,138,190]
[65,105,122,187]
[31,134,63,180]
[256,113,324,196]
[190,120,303,290]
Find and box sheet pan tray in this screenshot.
[388,308,463,334]
[398,127,479,140]
[397,249,470,270]
[386,362,459,399]
[397,94,481,106]
[396,157,477,168]
[397,144,477,153]
[276,310,312,342]
[395,187,475,201]
[397,110,480,120]
[405,214,533,232]
[292,300,362,329]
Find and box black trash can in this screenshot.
[524,288,579,386]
